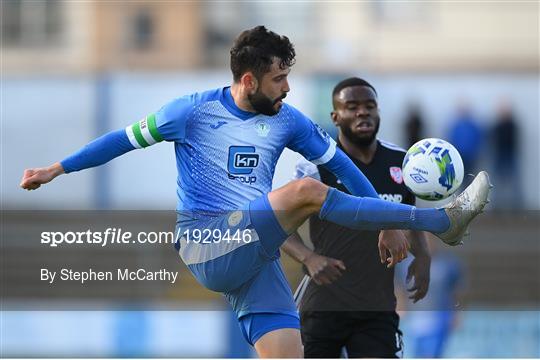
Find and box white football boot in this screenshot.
[436,171,493,246]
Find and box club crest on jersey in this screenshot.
[256,121,270,137]
[390,167,403,184]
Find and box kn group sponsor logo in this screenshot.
[227,146,259,184]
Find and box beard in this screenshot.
[248,89,286,116]
[341,121,380,147]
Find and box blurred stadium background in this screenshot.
[1,1,539,357]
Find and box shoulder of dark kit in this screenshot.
[378,139,408,161]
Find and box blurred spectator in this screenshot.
[491,100,522,209]
[396,236,464,358]
[447,102,484,186]
[404,102,425,148]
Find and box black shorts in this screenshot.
[300,311,403,358]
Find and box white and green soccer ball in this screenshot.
[402,138,464,201]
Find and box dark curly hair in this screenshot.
[230,26,296,83]
[332,77,378,99]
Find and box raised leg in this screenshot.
[264,171,491,247]
[267,177,329,234]
[266,177,446,236]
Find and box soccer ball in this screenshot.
[402,138,464,201]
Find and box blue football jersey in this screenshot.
[125,87,336,212]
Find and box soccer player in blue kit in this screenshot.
[21,26,491,358]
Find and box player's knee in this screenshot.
[290,177,328,207]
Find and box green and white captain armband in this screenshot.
[125,114,164,149]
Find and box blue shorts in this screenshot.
[175,195,299,342]
[239,312,300,346]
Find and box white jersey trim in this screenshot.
[125,125,142,149]
[379,139,407,153]
[139,117,158,146]
[294,274,311,308]
[293,157,321,181]
[311,138,337,165]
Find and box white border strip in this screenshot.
[125,125,142,149]
[311,138,337,165]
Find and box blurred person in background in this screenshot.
[403,101,426,148]
[491,100,522,209]
[282,77,431,358]
[396,235,464,358]
[448,101,484,187]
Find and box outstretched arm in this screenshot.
[403,230,431,302]
[20,129,135,190]
[20,162,66,190]
[20,94,194,191]
[282,231,346,285]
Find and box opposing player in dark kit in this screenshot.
[284,78,431,357]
